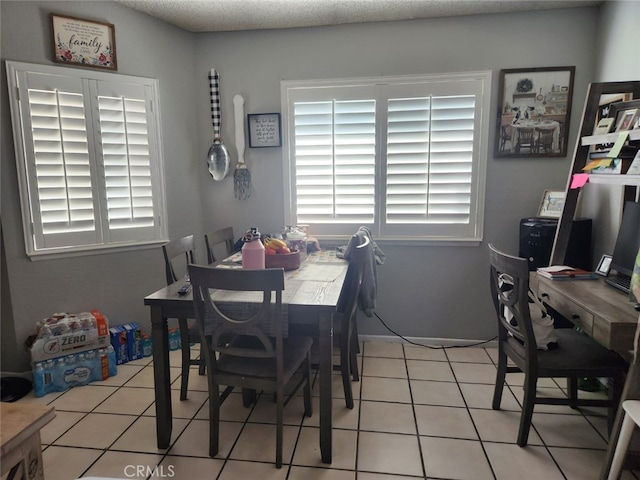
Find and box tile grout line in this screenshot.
[44,365,155,479]
[490,348,609,480]
[33,343,628,479]
[402,342,431,480]
[443,346,498,480]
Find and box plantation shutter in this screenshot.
[381,80,480,238]
[7,61,167,257]
[93,80,158,243]
[282,72,490,241]
[293,98,376,225]
[18,71,100,250]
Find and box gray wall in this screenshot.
[191,8,600,342]
[1,1,200,371]
[1,1,632,372]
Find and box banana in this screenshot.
[267,238,287,249]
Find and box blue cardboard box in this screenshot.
[124,322,143,361]
[109,326,129,364]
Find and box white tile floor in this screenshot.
[13,341,640,479]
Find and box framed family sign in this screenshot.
[248,113,282,148]
[51,13,117,70]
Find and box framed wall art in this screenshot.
[248,113,281,148]
[51,13,117,70]
[496,66,575,158]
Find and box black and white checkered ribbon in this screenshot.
[208,68,221,140]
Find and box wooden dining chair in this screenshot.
[607,400,640,480]
[514,127,535,154]
[499,124,512,152]
[534,127,554,154]
[204,227,235,264]
[488,243,628,447]
[333,233,369,408]
[188,264,313,468]
[293,232,370,408]
[162,234,204,400]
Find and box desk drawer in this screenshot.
[539,286,594,335]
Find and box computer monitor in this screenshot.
[609,201,640,279]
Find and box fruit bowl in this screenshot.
[265,249,301,271]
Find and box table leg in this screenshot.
[318,310,333,464]
[242,388,256,407]
[150,305,172,449]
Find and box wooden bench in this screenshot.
[1,403,55,480]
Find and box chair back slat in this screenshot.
[488,243,537,359]
[338,234,368,315]
[205,227,235,264]
[189,265,285,361]
[536,128,554,142]
[162,235,195,285]
[518,127,534,143]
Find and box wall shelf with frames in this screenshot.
[550,81,640,267]
[547,82,640,480]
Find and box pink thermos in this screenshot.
[241,227,265,269]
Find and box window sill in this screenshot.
[27,240,168,261]
[315,235,482,248]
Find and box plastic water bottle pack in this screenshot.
[32,345,117,397]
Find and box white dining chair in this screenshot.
[607,400,640,480]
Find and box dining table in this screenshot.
[143,249,349,464]
[509,119,560,153]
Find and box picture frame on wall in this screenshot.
[51,13,117,70]
[248,113,282,148]
[537,190,566,218]
[495,66,575,158]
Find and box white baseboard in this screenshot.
[358,334,498,349]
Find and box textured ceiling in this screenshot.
[114,0,603,32]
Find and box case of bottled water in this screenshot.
[30,310,111,363]
[32,346,118,397]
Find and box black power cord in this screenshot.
[373,311,498,350]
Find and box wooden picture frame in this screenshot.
[51,13,117,70]
[609,99,640,132]
[495,66,575,158]
[248,113,281,148]
[537,190,566,218]
[587,92,634,155]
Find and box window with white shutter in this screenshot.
[6,61,167,258]
[281,72,491,242]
